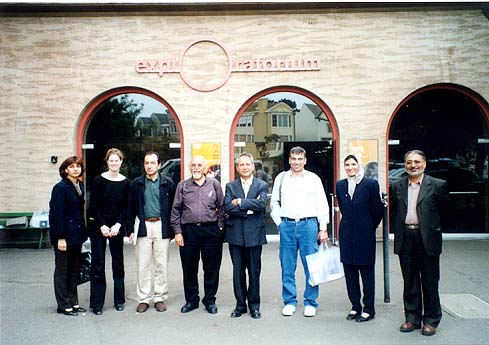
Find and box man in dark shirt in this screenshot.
[127,151,176,313]
[171,155,225,314]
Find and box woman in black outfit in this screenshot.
[89,148,130,315]
[336,154,384,322]
[49,156,88,316]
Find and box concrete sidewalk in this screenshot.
[1,240,489,345]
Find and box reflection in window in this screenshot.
[135,111,178,138]
[388,88,489,233]
[85,93,181,194]
[272,114,291,127]
[233,92,334,235]
[237,115,254,127]
[234,134,254,143]
[234,93,332,183]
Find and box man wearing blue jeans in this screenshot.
[270,146,330,317]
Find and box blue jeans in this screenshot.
[279,218,319,307]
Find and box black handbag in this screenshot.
[77,251,91,285]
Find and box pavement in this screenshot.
[1,239,489,345]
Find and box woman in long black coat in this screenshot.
[336,154,384,322]
[49,156,88,316]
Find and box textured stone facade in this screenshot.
[1,9,488,211]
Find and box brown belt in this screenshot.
[145,217,161,222]
[405,224,419,230]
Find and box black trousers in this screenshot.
[343,263,375,315]
[398,229,442,327]
[54,244,82,310]
[89,233,125,309]
[229,244,262,312]
[179,222,223,306]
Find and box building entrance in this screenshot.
[231,88,338,235]
[283,141,335,233]
[388,84,489,234]
[80,89,182,199]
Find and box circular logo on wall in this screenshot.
[135,37,320,92]
[179,38,232,92]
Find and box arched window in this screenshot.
[77,88,183,197]
[388,84,489,234]
[231,86,339,236]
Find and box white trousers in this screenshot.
[135,220,170,304]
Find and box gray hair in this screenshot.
[404,150,426,162]
[236,152,254,165]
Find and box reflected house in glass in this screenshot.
[295,103,332,142]
[135,111,178,139]
[235,98,295,175]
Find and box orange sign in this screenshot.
[348,139,378,179]
[191,142,221,166]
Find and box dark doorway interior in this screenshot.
[283,141,335,234]
[84,93,181,200]
[389,88,489,233]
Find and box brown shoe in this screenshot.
[136,303,149,313]
[155,301,167,312]
[400,322,421,333]
[422,325,436,336]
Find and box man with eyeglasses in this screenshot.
[171,155,226,315]
[390,150,450,336]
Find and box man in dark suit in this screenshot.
[224,152,268,319]
[390,150,449,336]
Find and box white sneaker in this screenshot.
[282,304,296,316]
[304,305,317,317]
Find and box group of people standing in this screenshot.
[49,146,448,336]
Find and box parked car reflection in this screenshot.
[389,159,488,233]
[159,158,181,185]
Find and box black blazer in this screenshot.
[224,177,268,247]
[390,174,449,256]
[336,177,384,265]
[127,173,176,239]
[49,179,88,246]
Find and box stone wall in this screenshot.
[1,9,488,211]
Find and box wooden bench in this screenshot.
[0,212,50,249]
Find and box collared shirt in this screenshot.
[270,169,330,230]
[144,175,160,218]
[405,175,423,225]
[170,177,225,234]
[240,176,253,198]
[240,176,254,214]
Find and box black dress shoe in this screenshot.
[73,306,87,313]
[205,303,218,314]
[230,308,246,318]
[180,302,199,313]
[57,308,78,316]
[250,310,261,319]
[115,304,124,311]
[92,309,103,315]
[346,311,358,320]
[356,312,375,322]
